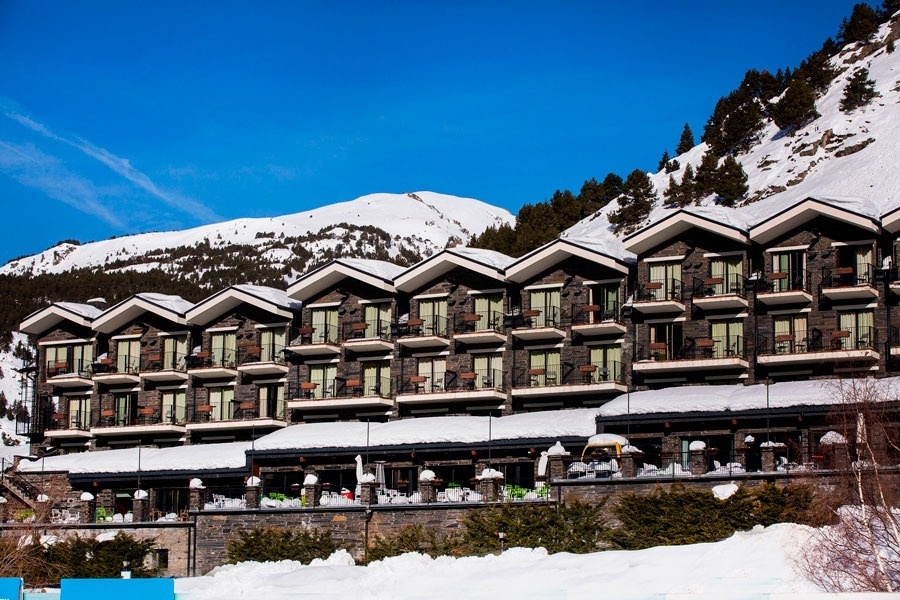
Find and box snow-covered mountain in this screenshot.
[0,191,514,280]
[567,15,900,242]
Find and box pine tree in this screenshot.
[839,3,881,44]
[658,150,671,172]
[607,169,657,234]
[715,156,749,207]
[693,151,720,199]
[795,43,838,93]
[665,158,680,174]
[771,79,820,130]
[840,68,879,111]
[676,123,695,155]
[884,0,900,17]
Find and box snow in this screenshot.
[231,284,298,310]
[819,431,848,445]
[176,524,825,598]
[712,483,740,500]
[448,246,516,270]
[689,440,707,451]
[331,258,406,281]
[131,292,193,315]
[53,302,103,319]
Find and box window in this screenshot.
[114,392,136,426]
[162,335,187,370]
[362,361,390,397]
[309,364,337,398]
[116,339,140,374]
[67,396,91,429]
[529,289,561,327]
[473,294,503,329]
[364,303,392,337]
[710,319,743,358]
[709,256,743,295]
[418,299,448,336]
[590,284,619,321]
[648,262,682,300]
[649,322,683,360]
[472,353,503,389]
[528,349,560,386]
[771,250,804,292]
[211,332,236,368]
[208,387,235,421]
[258,384,285,418]
[836,244,874,285]
[259,328,286,362]
[45,343,93,375]
[417,357,446,392]
[838,310,875,349]
[161,390,186,424]
[311,308,339,344]
[588,345,621,381]
[773,314,808,353]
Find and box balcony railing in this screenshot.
[692,273,746,299]
[186,351,236,369]
[758,326,878,354]
[637,278,683,302]
[45,358,92,379]
[345,317,394,340]
[513,361,625,388]
[821,263,875,288]
[239,343,285,365]
[452,309,505,334]
[398,368,506,394]
[47,409,91,431]
[295,323,340,345]
[761,268,811,293]
[571,302,620,326]
[636,336,745,361]
[143,350,188,372]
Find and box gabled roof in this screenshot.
[92,293,193,334]
[505,238,630,283]
[286,259,402,302]
[881,203,900,234]
[186,285,300,325]
[394,247,514,293]
[19,302,103,335]
[748,197,881,244]
[623,209,750,256]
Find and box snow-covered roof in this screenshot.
[286,259,402,302]
[505,238,630,283]
[623,208,750,255]
[186,284,300,325]
[746,196,881,244]
[19,302,103,335]
[597,377,898,419]
[16,442,250,475]
[92,293,193,334]
[254,408,602,452]
[394,247,513,292]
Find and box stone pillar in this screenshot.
[132,497,148,522]
[0,497,7,523]
[304,483,321,507]
[418,480,435,503]
[761,446,776,472]
[829,443,849,472]
[547,454,569,482]
[358,482,378,505]
[80,497,95,523]
[189,486,207,511]
[690,450,707,476]
[245,485,260,509]
[620,452,640,478]
[477,478,501,502]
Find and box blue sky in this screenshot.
[0,1,866,263]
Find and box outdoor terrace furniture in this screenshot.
[408,375,428,393]
[300,381,318,398]
[100,409,116,426]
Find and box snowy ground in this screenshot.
[174,524,848,600]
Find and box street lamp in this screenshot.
[497,524,507,552]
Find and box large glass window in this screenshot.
[588,345,622,382]
[418,299,448,336]
[211,332,236,368]
[528,349,560,386]
[362,361,390,397]
[67,396,91,429]
[773,314,808,353]
[311,308,339,344]
[162,335,187,370]
[648,262,682,300]
[116,339,140,374]
[161,390,186,424]
[590,284,619,321]
[709,256,743,295]
[309,364,337,398]
[472,353,503,389]
[258,384,285,418]
[45,343,93,375]
[208,387,235,421]
[417,357,447,392]
[649,322,683,360]
[771,250,804,292]
[364,303,392,337]
[529,289,561,327]
[838,310,875,349]
[710,319,743,358]
[259,328,286,362]
[114,392,136,426]
[473,294,503,329]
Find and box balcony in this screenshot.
[507,307,566,342]
[287,377,394,411]
[452,310,508,345]
[396,368,507,407]
[91,355,142,386]
[140,351,190,383]
[44,359,93,389]
[820,264,878,302]
[283,325,341,357]
[186,403,287,433]
[510,361,627,399]
[394,316,452,349]
[342,319,395,353]
[691,274,748,311]
[570,302,626,337]
[756,269,813,306]
[632,336,749,373]
[186,352,239,380]
[43,411,93,440]
[632,279,685,314]
[757,326,879,366]
[237,344,289,376]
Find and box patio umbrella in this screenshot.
[355,455,364,482]
[374,461,386,490]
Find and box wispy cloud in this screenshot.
[2,104,220,222]
[0,140,125,228]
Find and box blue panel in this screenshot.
[60,578,174,600]
[0,578,22,600]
